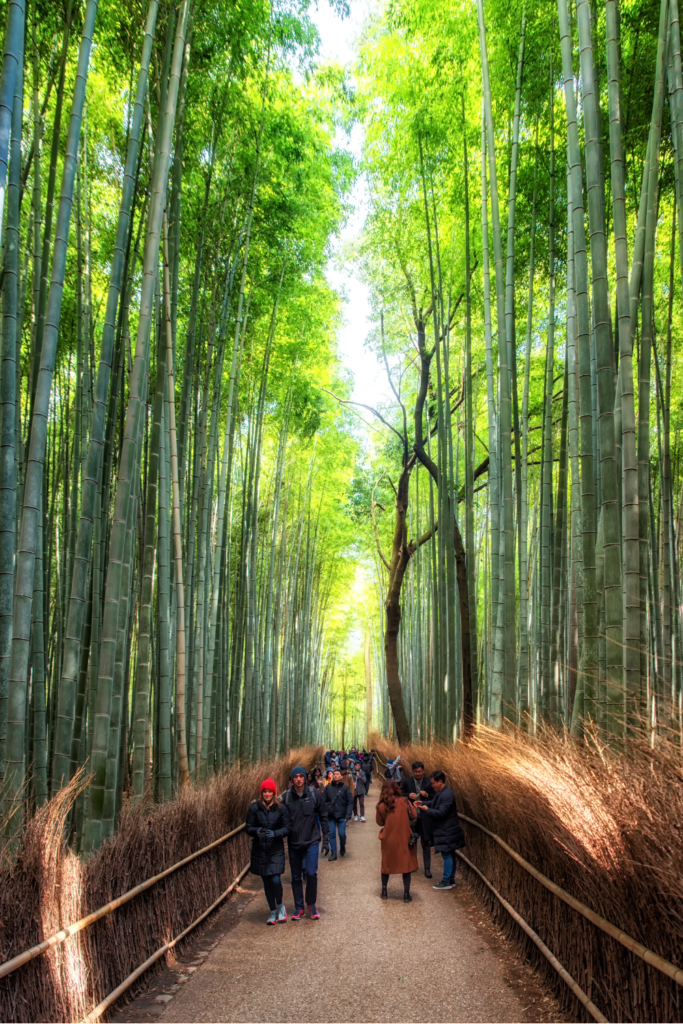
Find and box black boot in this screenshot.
[329,851,338,861]
[381,885,388,900]
[424,868,432,878]
[404,889,412,902]
[340,840,346,857]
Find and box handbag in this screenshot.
[405,798,419,848]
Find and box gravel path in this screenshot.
[155,808,544,1024]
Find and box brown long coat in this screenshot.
[376,797,419,874]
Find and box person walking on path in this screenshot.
[323,767,353,860]
[401,762,435,877]
[282,766,329,920]
[375,780,418,902]
[352,762,368,821]
[361,749,373,788]
[342,764,355,800]
[245,779,291,925]
[415,771,466,890]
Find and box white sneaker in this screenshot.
[360,815,366,822]
[353,815,359,821]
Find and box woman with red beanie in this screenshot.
[245,779,291,924]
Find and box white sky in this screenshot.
[310,0,395,419]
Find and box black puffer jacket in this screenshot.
[323,779,353,819]
[282,785,329,847]
[420,785,466,853]
[245,800,291,876]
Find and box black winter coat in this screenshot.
[245,801,291,876]
[323,779,353,819]
[401,775,435,802]
[401,776,435,836]
[282,785,329,847]
[420,786,466,852]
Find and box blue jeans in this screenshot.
[328,817,347,854]
[441,851,457,884]
[289,843,319,910]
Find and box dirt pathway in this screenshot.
[142,807,561,1024]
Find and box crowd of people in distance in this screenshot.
[244,748,466,922]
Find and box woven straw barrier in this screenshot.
[371,734,683,1024]
[0,747,320,1023]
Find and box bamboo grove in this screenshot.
[356,0,683,746]
[0,0,360,847]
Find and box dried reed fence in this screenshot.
[371,731,683,1023]
[0,746,321,1023]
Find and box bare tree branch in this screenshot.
[321,388,406,446]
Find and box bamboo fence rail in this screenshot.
[374,752,683,1007]
[0,823,246,980]
[458,813,683,986]
[82,862,251,1023]
[456,851,607,1023]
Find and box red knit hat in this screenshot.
[260,778,277,794]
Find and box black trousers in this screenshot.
[382,872,412,892]
[420,835,431,872]
[262,874,283,911]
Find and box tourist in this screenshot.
[342,763,355,794]
[375,779,418,901]
[245,779,291,925]
[352,762,368,821]
[282,766,329,919]
[361,749,374,787]
[323,768,334,786]
[323,766,353,860]
[415,770,466,890]
[401,761,436,877]
[386,756,403,783]
[312,767,323,788]
[324,749,333,770]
